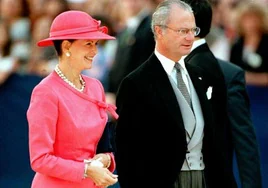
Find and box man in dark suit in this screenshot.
[115,1,234,187]
[182,0,262,187]
[181,1,236,185]
[218,59,262,188]
[107,0,155,95]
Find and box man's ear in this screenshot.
[155,25,164,38]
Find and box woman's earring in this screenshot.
[66,52,71,57]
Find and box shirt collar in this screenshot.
[154,49,187,75]
[191,38,206,52]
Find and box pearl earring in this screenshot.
[66,52,71,57]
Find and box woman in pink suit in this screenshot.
[27,10,119,188]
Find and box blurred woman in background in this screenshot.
[230,0,268,86]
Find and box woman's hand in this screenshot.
[92,153,111,168]
[86,165,118,187]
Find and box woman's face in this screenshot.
[67,39,99,71]
[240,12,262,34]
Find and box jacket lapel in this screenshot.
[185,63,214,137]
[186,74,204,150]
[169,77,196,137]
[147,54,186,133]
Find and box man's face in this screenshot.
[157,5,196,62]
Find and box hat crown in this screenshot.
[37,10,115,47]
[49,11,100,37]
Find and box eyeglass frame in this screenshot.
[157,25,201,37]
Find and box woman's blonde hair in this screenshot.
[234,0,268,36]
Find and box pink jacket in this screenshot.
[27,71,118,188]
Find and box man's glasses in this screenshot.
[159,25,201,37]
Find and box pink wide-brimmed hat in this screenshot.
[37,10,115,47]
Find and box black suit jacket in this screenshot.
[108,14,155,93]
[184,43,237,187]
[218,59,262,188]
[115,53,228,188]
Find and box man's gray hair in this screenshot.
[151,0,193,38]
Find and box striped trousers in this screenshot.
[174,170,207,188]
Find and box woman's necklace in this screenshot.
[54,64,85,92]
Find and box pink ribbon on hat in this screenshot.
[50,20,108,37]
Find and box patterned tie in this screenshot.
[174,63,192,107]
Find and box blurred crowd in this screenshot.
[1,0,268,187]
[1,0,268,89]
[0,0,158,85]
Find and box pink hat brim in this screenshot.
[37,31,115,47]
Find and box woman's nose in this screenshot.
[92,45,98,55]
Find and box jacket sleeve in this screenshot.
[27,84,85,183]
[227,69,262,188]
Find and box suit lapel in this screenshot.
[185,63,206,106]
[145,54,214,142]
[147,54,186,133]
[186,73,204,150]
[185,63,214,135]
[169,77,196,138]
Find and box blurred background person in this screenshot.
[206,0,239,61]
[85,0,125,33]
[43,0,70,19]
[0,0,31,72]
[230,1,268,187]
[0,20,20,84]
[183,0,262,187]
[0,16,41,188]
[66,0,87,10]
[230,0,268,87]
[106,0,156,104]
[27,15,56,77]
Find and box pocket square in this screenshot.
[206,86,213,100]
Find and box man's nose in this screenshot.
[185,32,195,40]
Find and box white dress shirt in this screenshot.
[155,49,191,93]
